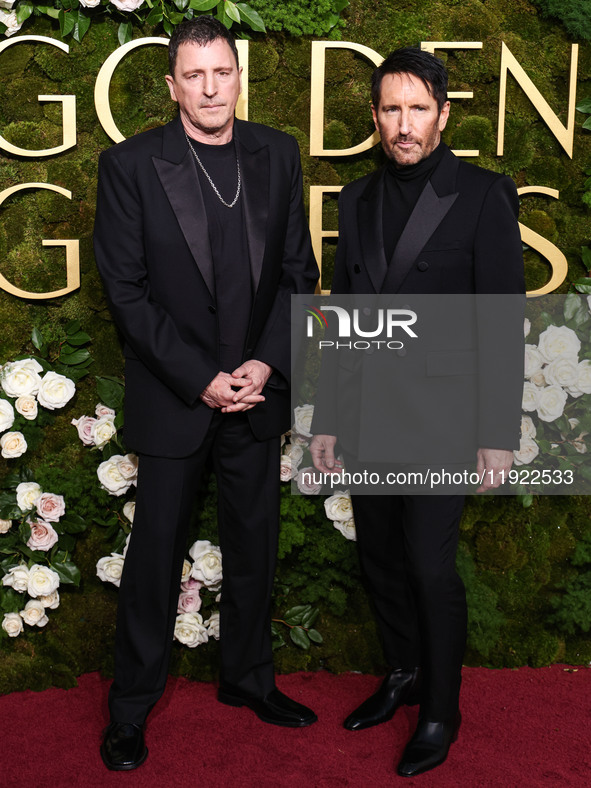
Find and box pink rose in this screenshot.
[177,589,202,614]
[95,403,116,418]
[35,492,65,522]
[27,519,59,552]
[72,415,97,445]
[181,577,203,593]
[295,467,323,495]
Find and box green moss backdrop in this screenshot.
[2,0,591,692]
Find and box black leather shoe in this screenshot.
[218,686,317,727]
[100,722,148,771]
[397,710,461,777]
[343,668,421,731]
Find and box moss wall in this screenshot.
[1,1,591,691]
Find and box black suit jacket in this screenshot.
[312,144,525,463]
[94,116,318,457]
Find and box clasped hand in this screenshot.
[200,360,272,413]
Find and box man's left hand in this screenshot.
[221,360,273,413]
[475,448,514,493]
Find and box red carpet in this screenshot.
[1,666,589,786]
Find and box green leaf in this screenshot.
[58,348,91,366]
[289,626,310,650]
[519,494,533,508]
[189,0,218,9]
[308,628,323,643]
[64,331,91,347]
[58,9,76,37]
[65,319,81,335]
[145,6,164,25]
[175,0,190,9]
[216,3,233,28]
[576,98,591,114]
[31,327,45,352]
[162,17,174,36]
[96,376,125,411]
[301,607,319,628]
[18,520,31,544]
[235,2,265,31]
[16,2,34,24]
[50,555,81,586]
[118,20,133,47]
[224,1,241,24]
[334,0,349,11]
[581,247,591,268]
[583,117,591,131]
[38,6,60,19]
[59,515,87,535]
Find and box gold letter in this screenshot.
[95,37,249,143]
[0,36,75,157]
[421,41,483,157]
[310,41,382,157]
[518,186,568,296]
[0,183,80,300]
[498,42,578,158]
[309,185,342,292]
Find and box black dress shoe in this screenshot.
[343,667,421,731]
[218,685,317,727]
[397,710,461,777]
[100,722,148,771]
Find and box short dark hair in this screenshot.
[168,16,239,77]
[371,47,448,112]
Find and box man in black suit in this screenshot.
[310,48,524,777]
[94,17,318,771]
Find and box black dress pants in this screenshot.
[351,494,467,721]
[108,412,280,725]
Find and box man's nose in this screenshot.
[203,73,216,96]
[398,109,411,135]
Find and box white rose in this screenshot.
[520,415,536,439]
[0,518,12,533]
[566,360,591,398]
[122,533,131,558]
[573,439,587,454]
[71,415,97,445]
[27,565,60,598]
[35,492,66,522]
[513,436,539,466]
[2,612,23,637]
[18,358,43,374]
[0,431,27,458]
[280,454,294,482]
[37,372,76,410]
[174,612,209,647]
[206,611,220,640]
[15,395,37,420]
[189,540,223,589]
[38,589,60,609]
[523,318,531,338]
[97,456,133,496]
[543,356,579,389]
[109,0,145,11]
[522,382,540,412]
[538,325,580,363]
[2,565,29,592]
[529,370,546,387]
[20,599,49,627]
[117,453,138,482]
[333,518,356,541]
[285,443,304,468]
[16,481,42,512]
[536,385,568,423]
[123,500,136,523]
[295,467,323,494]
[0,0,16,9]
[95,403,116,418]
[180,559,192,583]
[292,404,314,438]
[0,360,41,397]
[524,345,543,379]
[91,415,117,448]
[96,553,125,587]
[27,519,59,552]
[324,490,353,521]
[79,0,101,6]
[0,398,15,430]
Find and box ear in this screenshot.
[371,103,379,132]
[438,100,450,132]
[165,74,177,103]
[238,64,243,95]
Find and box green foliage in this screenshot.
[248,0,347,36]
[530,1,591,40]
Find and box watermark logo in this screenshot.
[304,304,418,350]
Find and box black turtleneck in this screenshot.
[383,141,446,264]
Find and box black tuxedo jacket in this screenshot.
[94,116,318,458]
[312,144,525,463]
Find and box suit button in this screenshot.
[354,264,361,274]
[417,261,429,272]
[397,349,406,357]
[363,307,371,316]
[208,305,216,314]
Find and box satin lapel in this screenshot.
[359,169,388,293]
[236,126,269,293]
[152,149,215,299]
[386,180,458,293]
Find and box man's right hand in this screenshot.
[309,434,338,473]
[200,372,259,410]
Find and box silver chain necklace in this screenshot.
[185,132,241,209]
